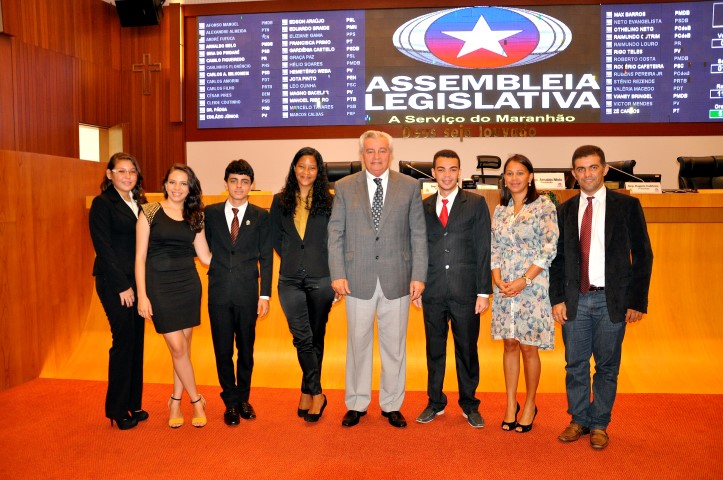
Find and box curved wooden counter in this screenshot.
[55,190,723,394]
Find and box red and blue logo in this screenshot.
[393,7,572,69]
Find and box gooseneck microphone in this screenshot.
[606,164,647,183]
[404,163,434,179]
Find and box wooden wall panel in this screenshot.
[0,151,104,390]
[13,41,78,157]
[121,20,186,190]
[0,35,15,150]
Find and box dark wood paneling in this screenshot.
[13,41,78,157]
[0,150,104,390]
[121,19,186,190]
[0,36,15,150]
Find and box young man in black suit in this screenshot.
[550,145,653,449]
[413,149,492,428]
[205,159,273,426]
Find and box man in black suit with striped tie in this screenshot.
[205,159,273,426]
[413,149,492,428]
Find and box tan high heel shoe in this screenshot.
[191,394,207,428]
[168,396,184,428]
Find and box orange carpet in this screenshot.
[0,379,720,479]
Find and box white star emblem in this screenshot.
[443,14,522,58]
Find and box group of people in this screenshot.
[89,131,653,451]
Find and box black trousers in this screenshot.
[95,276,145,419]
[278,271,334,395]
[208,303,258,407]
[422,298,481,413]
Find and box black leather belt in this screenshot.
[588,285,605,291]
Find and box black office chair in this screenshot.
[476,155,502,186]
[604,160,637,185]
[677,156,723,189]
[325,161,362,187]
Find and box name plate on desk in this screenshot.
[625,182,662,194]
[536,172,567,190]
[421,182,438,194]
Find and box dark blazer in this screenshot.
[421,188,492,304]
[269,193,331,278]
[204,201,273,306]
[89,187,138,292]
[549,189,653,323]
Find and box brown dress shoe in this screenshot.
[558,422,591,442]
[590,429,609,450]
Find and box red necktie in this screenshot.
[579,196,593,293]
[440,199,449,228]
[231,207,240,244]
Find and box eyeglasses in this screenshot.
[112,169,138,176]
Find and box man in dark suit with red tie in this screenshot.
[550,145,653,449]
[413,149,492,428]
[204,159,273,426]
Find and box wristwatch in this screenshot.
[521,274,532,286]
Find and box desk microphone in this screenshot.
[606,164,647,183]
[405,163,435,179]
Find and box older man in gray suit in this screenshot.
[328,130,427,428]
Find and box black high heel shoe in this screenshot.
[110,415,138,430]
[131,409,149,422]
[303,394,327,423]
[501,402,520,431]
[516,406,538,433]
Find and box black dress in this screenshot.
[142,203,201,334]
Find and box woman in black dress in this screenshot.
[269,147,336,422]
[89,152,148,430]
[135,164,212,428]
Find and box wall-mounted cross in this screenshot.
[132,53,162,96]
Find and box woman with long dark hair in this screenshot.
[269,147,336,422]
[89,152,148,430]
[491,154,558,433]
[135,164,212,428]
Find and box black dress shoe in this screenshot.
[224,406,241,426]
[131,409,149,422]
[341,410,366,427]
[109,415,138,430]
[304,394,328,423]
[239,402,257,420]
[382,410,407,428]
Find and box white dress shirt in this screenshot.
[578,186,606,288]
[365,169,389,206]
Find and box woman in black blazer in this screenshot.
[269,147,337,423]
[89,153,148,430]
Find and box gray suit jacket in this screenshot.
[328,169,428,300]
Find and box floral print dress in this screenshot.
[491,195,559,350]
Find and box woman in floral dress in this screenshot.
[491,154,559,433]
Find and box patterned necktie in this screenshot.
[372,177,383,231]
[579,196,593,293]
[439,198,449,228]
[231,207,240,244]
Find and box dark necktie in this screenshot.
[439,198,449,228]
[372,177,383,231]
[231,207,240,244]
[579,196,593,293]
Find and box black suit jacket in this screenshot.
[421,188,492,304]
[549,189,653,323]
[89,187,139,293]
[204,201,273,306]
[269,193,331,278]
